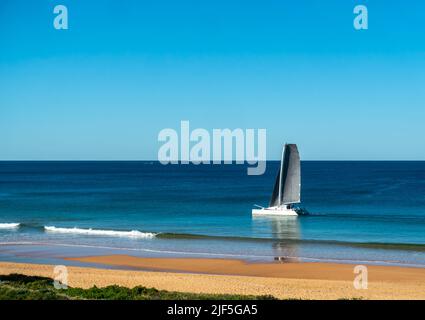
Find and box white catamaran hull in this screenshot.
[252,206,298,216]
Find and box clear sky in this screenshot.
[1,0,425,160]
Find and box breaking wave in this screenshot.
[43,226,156,239]
[0,223,20,229]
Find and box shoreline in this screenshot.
[1,255,425,299]
[3,239,425,269]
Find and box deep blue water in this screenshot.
[1,161,425,267]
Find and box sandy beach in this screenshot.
[1,255,425,299]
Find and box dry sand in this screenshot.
[1,255,425,299]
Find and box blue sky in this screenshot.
[1,0,425,160]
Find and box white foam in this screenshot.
[44,226,156,239]
[0,223,20,229]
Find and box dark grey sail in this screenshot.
[269,144,301,207]
[269,167,281,207]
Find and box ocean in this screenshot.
[1,161,425,268]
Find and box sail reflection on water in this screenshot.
[252,216,301,262]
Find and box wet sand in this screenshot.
[1,256,425,299]
[67,254,425,282]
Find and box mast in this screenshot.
[277,144,285,207]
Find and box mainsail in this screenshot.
[269,144,301,207]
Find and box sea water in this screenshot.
[1,161,425,267]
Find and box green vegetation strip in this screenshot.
[0,274,276,300]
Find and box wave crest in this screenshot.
[0,223,20,229]
[44,226,156,239]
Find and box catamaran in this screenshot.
[252,144,301,216]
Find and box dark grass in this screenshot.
[0,274,277,300]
